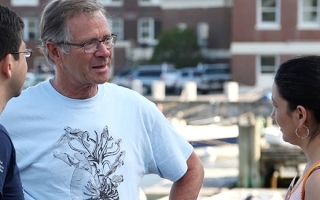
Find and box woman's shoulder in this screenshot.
[305,168,320,199]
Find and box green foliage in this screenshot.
[150,27,204,69]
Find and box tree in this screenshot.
[150,27,204,69]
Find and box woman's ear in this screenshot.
[0,54,13,78]
[296,105,307,126]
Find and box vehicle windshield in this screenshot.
[206,68,230,74]
[138,71,162,77]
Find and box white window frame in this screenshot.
[258,55,279,74]
[138,18,157,45]
[256,0,281,30]
[138,0,160,6]
[197,22,209,47]
[22,18,39,41]
[109,18,124,40]
[97,0,123,6]
[176,23,187,30]
[11,0,39,6]
[298,0,320,29]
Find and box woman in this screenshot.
[271,55,320,200]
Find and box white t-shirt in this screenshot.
[0,81,193,200]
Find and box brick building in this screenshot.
[3,0,232,76]
[231,0,320,88]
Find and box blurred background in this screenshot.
[4,0,319,199]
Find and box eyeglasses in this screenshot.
[57,34,117,54]
[11,49,33,58]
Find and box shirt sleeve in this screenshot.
[0,129,13,198]
[146,103,194,182]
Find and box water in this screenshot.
[140,144,239,199]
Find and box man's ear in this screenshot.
[0,54,13,78]
[46,41,62,63]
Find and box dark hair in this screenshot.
[0,5,24,60]
[275,56,320,140]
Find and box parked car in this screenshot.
[125,63,178,95]
[23,72,36,89]
[110,68,132,88]
[198,63,231,94]
[174,67,203,95]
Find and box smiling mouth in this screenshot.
[92,64,108,69]
[93,65,105,69]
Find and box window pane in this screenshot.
[261,56,276,73]
[262,12,276,21]
[22,18,38,41]
[262,0,276,7]
[303,11,318,21]
[110,18,123,40]
[181,72,188,77]
[260,0,277,23]
[143,21,149,28]
[261,56,275,66]
[154,19,162,39]
[142,32,149,38]
[303,0,317,7]
[302,0,318,23]
[197,22,209,47]
[138,18,156,44]
[206,68,230,74]
[11,0,39,6]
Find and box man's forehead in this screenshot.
[66,12,110,38]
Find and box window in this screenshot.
[22,18,38,41]
[193,71,202,77]
[176,23,187,30]
[138,0,160,6]
[256,0,280,29]
[298,0,320,29]
[197,23,209,47]
[11,0,39,6]
[97,0,123,6]
[181,72,189,77]
[138,18,162,45]
[206,68,230,75]
[259,55,278,73]
[138,71,161,77]
[109,18,124,40]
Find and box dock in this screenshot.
[141,143,289,200]
[139,88,305,199]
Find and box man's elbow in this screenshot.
[189,152,205,184]
[184,151,205,186]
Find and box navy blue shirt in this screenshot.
[0,124,24,200]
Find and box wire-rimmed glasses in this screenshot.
[11,49,33,58]
[57,34,117,54]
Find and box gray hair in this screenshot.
[39,0,109,66]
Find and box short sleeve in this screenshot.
[0,128,14,197]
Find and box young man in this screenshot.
[0,0,204,199]
[0,5,31,200]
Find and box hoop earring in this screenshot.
[295,125,310,139]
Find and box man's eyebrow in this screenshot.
[84,35,111,42]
